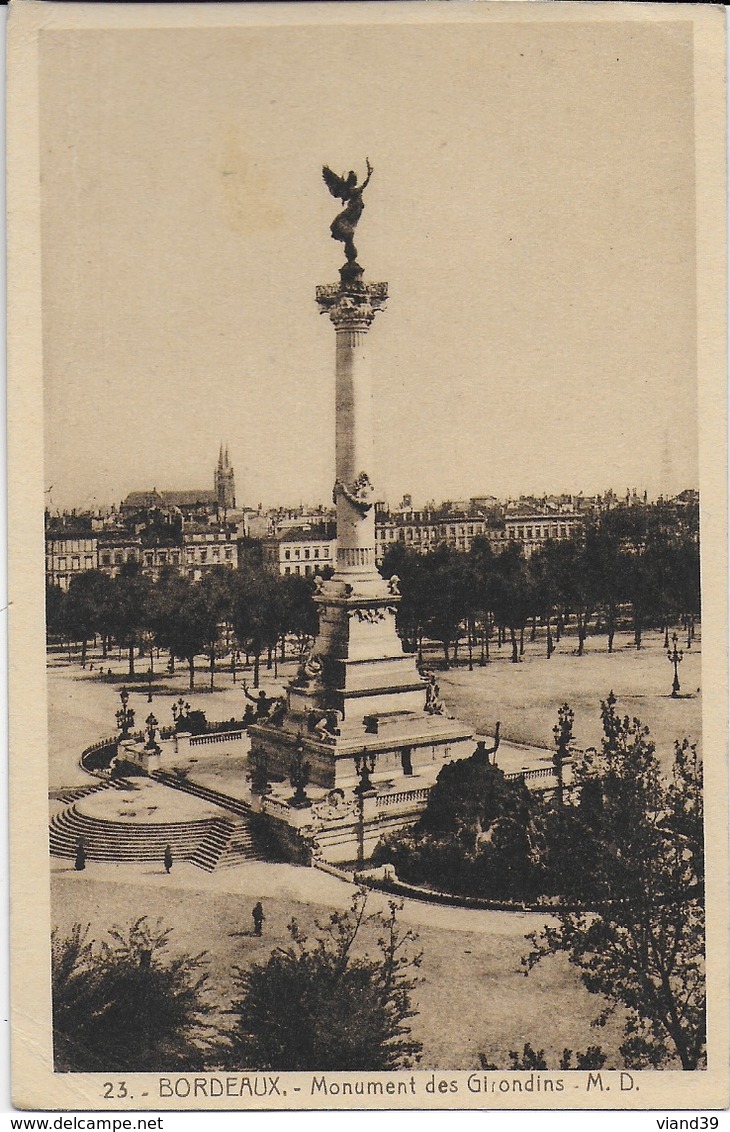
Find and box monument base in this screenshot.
[250,709,474,791]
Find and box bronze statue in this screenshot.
[322,160,373,278]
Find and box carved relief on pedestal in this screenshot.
[308,789,358,826]
[350,607,386,624]
[332,470,374,513]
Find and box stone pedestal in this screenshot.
[250,274,473,796]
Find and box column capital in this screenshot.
[316,281,388,328]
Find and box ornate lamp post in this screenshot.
[668,633,684,698]
[145,712,160,752]
[353,749,377,866]
[171,698,190,731]
[552,703,574,808]
[115,688,135,740]
[289,738,312,809]
[147,666,154,703]
[354,750,377,795]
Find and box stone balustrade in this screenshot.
[376,787,430,809]
[189,730,245,747]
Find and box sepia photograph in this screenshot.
[7,0,728,1114]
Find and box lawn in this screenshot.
[436,627,702,775]
[51,867,629,1071]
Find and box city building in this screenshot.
[261,522,336,576]
[183,523,238,581]
[45,532,98,591]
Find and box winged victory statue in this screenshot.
[322,160,373,278]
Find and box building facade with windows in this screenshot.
[183,525,238,581]
[45,534,98,590]
[262,523,336,577]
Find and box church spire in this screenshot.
[214,443,236,511]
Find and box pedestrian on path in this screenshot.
[164,845,173,874]
[252,901,265,936]
[75,836,86,872]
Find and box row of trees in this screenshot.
[383,503,700,666]
[373,696,705,1070]
[46,502,700,682]
[46,562,319,689]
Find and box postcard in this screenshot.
[7,0,728,1113]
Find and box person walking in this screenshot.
[163,844,173,874]
[252,901,265,936]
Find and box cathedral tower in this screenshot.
[214,444,236,511]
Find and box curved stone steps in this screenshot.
[49,805,225,863]
[50,803,262,871]
[49,783,107,805]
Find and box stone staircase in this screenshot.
[49,783,107,805]
[151,770,260,869]
[49,771,261,871]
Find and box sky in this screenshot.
[40,13,699,513]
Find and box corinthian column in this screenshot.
[316,281,388,595]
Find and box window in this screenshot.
[58,557,67,570]
[304,549,310,560]
[284,566,291,575]
[285,550,291,560]
[225,548,232,560]
[314,548,320,559]
[213,548,220,560]
[101,553,111,566]
[126,551,135,562]
[294,549,301,559]
[200,549,207,562]
[145,553,153,566]
[159,552,167,564]
[323,548,330,558]
[526,527,533,539]
[304,564,311,575]
[72,557,80,569]
[115,553,123,565]
[171,552,180,564]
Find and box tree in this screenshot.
[380,543,431,661]
[528,544,560,658]
[225,890,422,1071]
[375,744,540,901]
[147,567,190,673]
[469,536,496,664]
[45,583,66,642]
[230,566,283,688]
[491,543,532,663]
[525,696,705,1070]
[422,546,472,668]
[64,571,114,667]
[583,519,626,653]
[480,1043,608,1071]
[109,563,152,677]
[197,568,236,690]
[279,573,318,661]
[150,574,209,690]
[52,918,217,1072]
